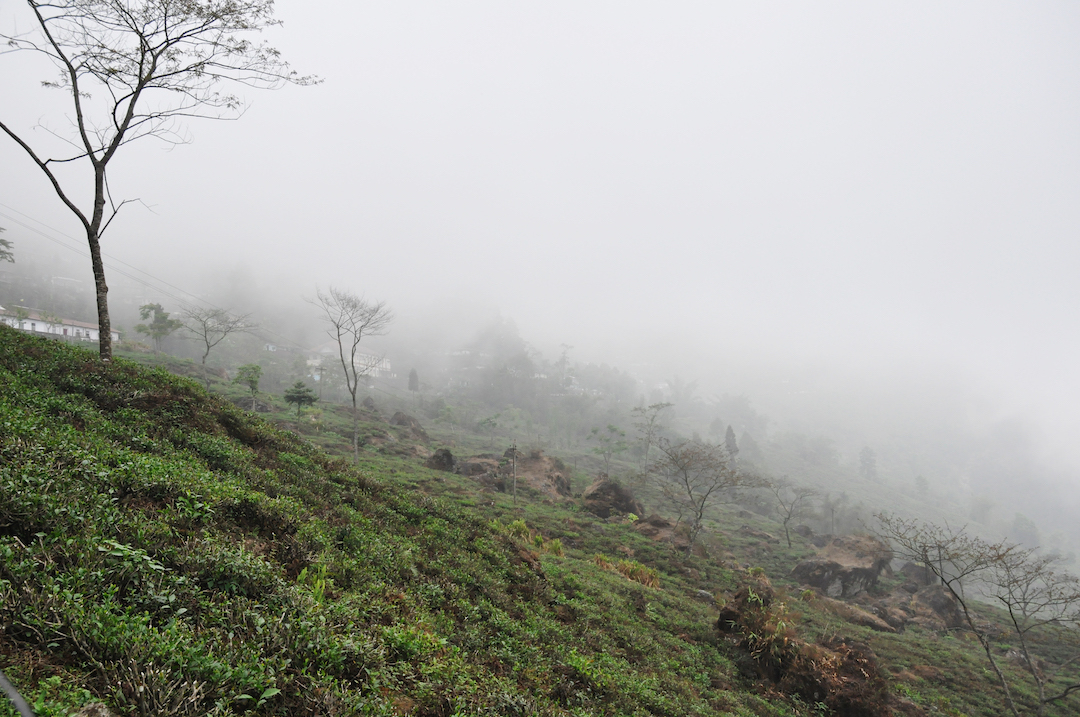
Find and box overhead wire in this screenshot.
[0,203,419,405]
[0,201,313,352]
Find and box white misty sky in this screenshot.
[1,1,1079,464]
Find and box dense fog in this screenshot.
[2,3,1079,549]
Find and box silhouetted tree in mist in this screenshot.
[0,227,12,263]
[767,478,820,547]
[234,364,262,411]
[0,0,316,361]
[877,513,1080,717]
[312,288,392,464]
[182,307,253,389]
[135,303,182,354]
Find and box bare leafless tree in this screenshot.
[311,288,392,463]
[990,550,1080,715]
[182,307,253,389]
[875,513,1080,717]
[0,1,317,362]
[650,438,758,555]
[631,401,672,477]
[767,478,819,548]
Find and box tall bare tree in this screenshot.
[990,550,1080,715]
[650,438,757,555]
[0,0,316,362]
[767,478,819,548]
[631,401,671,477]
[182,307,253,389]
[876,514,1080,717]
[312,288,392,463]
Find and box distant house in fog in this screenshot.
[0,305,120,343]
[309,341,394,379]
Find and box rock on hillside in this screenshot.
[452,449,573,501]
[633,514,690,551]
[510,449,573,501]
[390,411,429,442]
[583,475,644,518]
[862,584,965,633]
[789,535,893,598]
[425,447,456,472]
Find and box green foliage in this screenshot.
[590,423,628,471]
[0,226,12,263]
[615,559,660,588]
[283,380,318,418]
[0,676,94,717]
[505,518,529,540]
[0,329,779,716]
[591,554,659,588]
[233,364,261,407]
[135,303,183,353]
[3,327,1074,717]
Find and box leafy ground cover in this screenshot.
[0,328,809,716]
[3,328,1078,716]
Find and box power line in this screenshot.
[0,202,313,352]
[0,202,212,310]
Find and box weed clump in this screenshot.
[717,570,894,716]
[592,553,660,588]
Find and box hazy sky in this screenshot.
[2,2,1080,464]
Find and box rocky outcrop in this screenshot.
[633,514,690,550]
[865,585,964,632]
[511,450,573,500]
[425,448,456,472]
[910,585,965,630]
[390,411,429,442]
[459,455,500,477]
[898,561,937,589]
[583,476,643,518]
[819,596,896,633]
[789,535,893,598]
[453,449,572,500]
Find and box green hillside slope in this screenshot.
[4,328,1077,717]
[0,328,802,716]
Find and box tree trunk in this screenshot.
[87,229,112,362]
[352,397,359,465]
[947,581,1021,717]
[201,351,211,390]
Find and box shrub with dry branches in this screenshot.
[876,513,1080,716]
[649,438,761,555]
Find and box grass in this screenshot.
[0,328,805,716]
[3,326,1078,717]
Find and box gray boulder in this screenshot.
[789,535,893,598]
[425,448,456,472]
[582,476,643,518]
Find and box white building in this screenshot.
[0,305,120,343]
[309,340,394,379]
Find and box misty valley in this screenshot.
[0,249,1078,715]
[2,2,1079,716]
